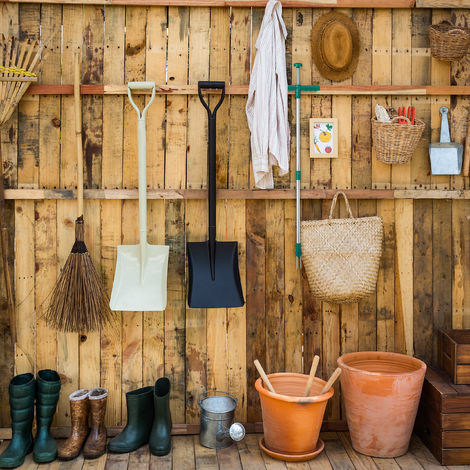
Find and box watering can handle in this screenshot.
[440,107,451,144]
[127,82,156,280]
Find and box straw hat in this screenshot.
[311,11,360,82]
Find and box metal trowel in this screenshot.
[429,106,463,175]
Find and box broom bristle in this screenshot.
[45,218,114,333]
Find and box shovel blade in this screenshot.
[110,244,169,311]
[187,240,244,308]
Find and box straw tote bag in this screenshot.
[301,192,383,303]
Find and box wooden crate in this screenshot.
[439,329,470,384]
[415,366,470,466]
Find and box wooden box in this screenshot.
[415,366,470,466]
[439,329,470,384]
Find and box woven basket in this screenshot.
[301,192,383,304]
[429,20,470,62]
[372,116,425,164]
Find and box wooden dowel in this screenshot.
[254,360,276,394]
[303,355,320,397]
[319,368,342,395]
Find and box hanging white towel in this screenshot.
[246,0,290,189]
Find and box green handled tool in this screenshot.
[288,63,320,269]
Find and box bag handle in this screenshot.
[437,20,466,35]
[328,191,354,220]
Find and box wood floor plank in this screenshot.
[20,450,39,470]
[286,460,310,469]
[394,453,425,470]
[408,435,444,470]
[324,440,355,470]
[104,452,129,470]
[81,454,107,470]
[194,435,218,469]
[338,432,378,470]
[128,445,150,470]
[237,434,265,469]
[372,458,402,470]
[217,444,242,470]
[150,448,172,470]
[58,453,85,470]
[258,442,287,470]
[308,451,333,470]
[173,436,195,470]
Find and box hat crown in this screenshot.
[321,21,353,72]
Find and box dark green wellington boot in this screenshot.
[0,373,35,468]
[108,386,154,453]
[149,378,172,456]
[33,369,61,463]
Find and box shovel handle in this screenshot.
[254,360,276,394]
[319,368,342,395]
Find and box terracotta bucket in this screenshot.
[255,373,334,454]
[338,351,426,458]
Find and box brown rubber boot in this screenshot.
[83,388,108,459]
[58,390,90,461]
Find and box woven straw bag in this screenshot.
[372,116,425,164]
[301,192,383,304]
[429,20,470,62]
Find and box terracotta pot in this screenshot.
[255,373,334,455]
[338,351,426,458]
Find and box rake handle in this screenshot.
[74,52,83,218]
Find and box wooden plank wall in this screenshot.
[1,5,469,426]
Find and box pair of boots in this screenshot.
[58,388,108,460]
[0,370,61,468]
[108,378,171,456]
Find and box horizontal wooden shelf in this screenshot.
[0,0,415,7]
[6,188,470,200]
[25,84,470,97]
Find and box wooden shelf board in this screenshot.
[26,84,470,96]
[6,188,470,200]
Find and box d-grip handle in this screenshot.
[198,81,225,118]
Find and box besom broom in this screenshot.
[45,52,113,332]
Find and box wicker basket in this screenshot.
[301,192,383,304]
[429,20,470,62]
[372,116,425,165]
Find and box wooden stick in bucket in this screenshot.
[254,360,276,394]
[303,355,320,397]
[319,367,342,395]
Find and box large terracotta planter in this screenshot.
[338,351,426,458]
[255,373,334,455]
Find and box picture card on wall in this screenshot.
[310,118,338,158]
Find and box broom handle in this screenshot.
[0,141,16,344]
[74,52,83,218]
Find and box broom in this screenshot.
[45,52,113,332]
[0,35,44,343]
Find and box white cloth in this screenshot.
[245,0,290,189]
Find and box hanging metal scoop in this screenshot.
[429,106,463,175]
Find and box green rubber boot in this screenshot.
[0,373,35,468]
[108,386,154,453]
[149,378,171,456]
[33,370,61,463]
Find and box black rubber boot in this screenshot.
[33,370,61,463]
[108,386,154,453]
[149,378,172,456]
[0,373,35,468]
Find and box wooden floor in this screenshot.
[3,433,465,470]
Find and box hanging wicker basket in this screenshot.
[429,20,470,62]
[372,116,425,165]
[301,192,383,304]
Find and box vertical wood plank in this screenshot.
[56,4,82,426]
[245,199,266,423]
[101,4,124,426]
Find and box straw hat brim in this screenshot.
[311,11,360,82]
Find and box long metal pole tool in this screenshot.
[288,63,319,269]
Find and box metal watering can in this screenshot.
[198,391,245,449]
[429,106,463,175]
